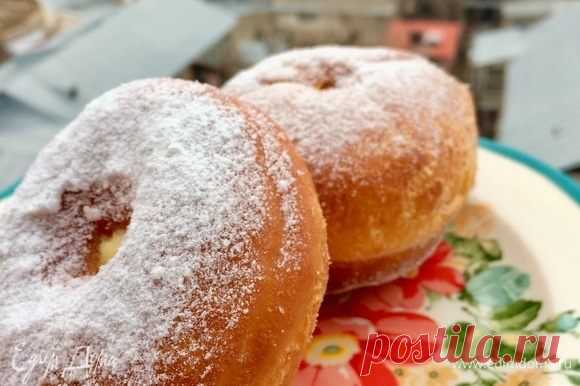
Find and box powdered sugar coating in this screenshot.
[224,46,478,293]
[224,46,468,189]
[0,79,309,385]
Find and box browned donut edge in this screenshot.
[327,234,442,294]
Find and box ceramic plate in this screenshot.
[1,141,579,386]
[291,140,580,386]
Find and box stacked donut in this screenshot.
[224,46,477,293]
[0,47,477,385]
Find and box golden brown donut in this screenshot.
[0,79,329,385]
[224,46,477,293]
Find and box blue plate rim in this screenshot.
[0,179,19,200]
[1,139,579,203]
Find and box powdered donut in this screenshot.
[224,46,477,293]
[0,79,329,385]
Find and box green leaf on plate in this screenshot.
[466,266,530,307]
[562,360,580,385]
[539,311,580,333]
[562,359,580,371]
[496,340,538,364]
[491,300,542,331]
[568,376,580,386]
[479,240,502,261]
[458,289,477,306]
[446,234,503,262]
[445,322,471,358]
[457,381,497,386]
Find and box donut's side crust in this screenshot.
[156,96,330,386]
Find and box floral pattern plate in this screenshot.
[292,142,580,386]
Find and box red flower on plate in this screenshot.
[292,318,396,386]
[293,313,439,386]
[297,241,462,385]
[345,241,465,314]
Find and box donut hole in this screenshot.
[86,219,129,275]
[259,63,353,91]
[314,77,336,90]
[55,176,135,277]
[314,62,355,90]
[40,181,133,279]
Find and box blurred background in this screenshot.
[1,0,579,191]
